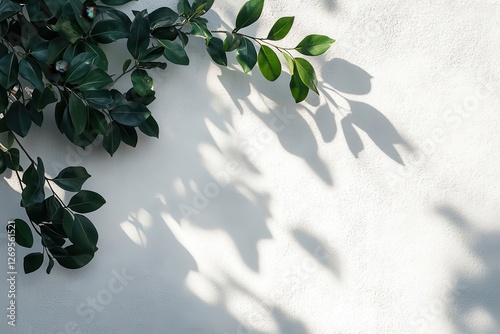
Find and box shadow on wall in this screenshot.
[436,206,500,333]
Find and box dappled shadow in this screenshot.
[436,205,500,333]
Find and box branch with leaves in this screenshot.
[0,0,334,274]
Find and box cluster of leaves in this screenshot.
[0,0,333,274]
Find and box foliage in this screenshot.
[0,0,334,274]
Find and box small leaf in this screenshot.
[290,64,309,103]
[66,52,96,84]
[32,87,57,110]
[258,45,281,81]
[6,101,31,137]
[138,115,159,138]
[235,37,257,73]
[206,37,227,66]
[91,19,129,44]
[0,53,19,90]
[65,214,98,253]
[52,166,91,192]
[295,34,335,56]
[149,7,179,30]
[131,69,154,96]
[19,58,44,92]
[85,42,109,71]
[103,121,121,156]
[283,52,294,74]
[267,16,294,41]
[14,219,33,248]
[190,21,212,40]
[69,93,88,135]
[235,0,265,31]
[81,90,113,109]
[140,47,164,62]
[24,252,44,274]
[77,69,113,91]
[295,57,318,94]
[68,190,106,213]
[110,103,151,126]
[55,245,94,269]
[117,124,138,147]
[223,32,242,52]
[122,59,132,73]
[46,258,55,274]
[158,40,189,65]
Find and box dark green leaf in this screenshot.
[158,39,189,65]
[46,258,55,274]
[89,108,108,135]
[177,0,191,16]
[3,148,21,171]
[6,101,31,137]
[190,21,212,40]
[100,0,136,5]
[81,90,113,109]
[14,219,33,248]
[110,102,151,126]
[131,69,154,96]
[91,19,129,44]
[140,46,164,62]
[0,1,22,22]
[258,45,281,81]
[0,53,19,89]
[63,214,98,253]
[122,59,132,73]
[235,0,264,31]
[55,245,94,269]
[127,10,150,59]
[31,41,50,62]
[68,190,106,213]
[290,64,309,103]
[267,16,294,41]
[19,58,44,92]
[52,166,91,192]
[66,52,96,84]
[69,93,88,135]
[55,15,84,43]
[47,37,71,64]
[117,124,138,147]
[149,7,179,30]
[26,100,43,127]
[62,42,86,64]
[24,252,43,274]
[223,32,242,52]
[32,86,57,110]
[206,37,227,66]
[295,34,335,56]
[85,42,109,71]
[103,121,121,156]
[77,68,113,91]
[295,57,318,94]
[235,37,257,73]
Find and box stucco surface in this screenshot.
[1,0,500,333]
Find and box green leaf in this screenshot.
[89,109,108,135]
[258,45,281,81]
[290,64,309,103]
[62,42,85,64]
[55,245,94,269]
[19,58,44,92]
[158,39,189,65]
[14,219,33,248]
[235,0,264,31]
[63,214,98,253]
[68,190,106,213]
[140,46,164,62]
[0,1,22,22]
[103,121,121,156]
[81,90,113,109]
[267,16,294,41]
[295,34,335,56]
[190,21,212,40]
[30,41,50,62]
[6,101,31,137]
[26,100,43,127]
[295,57,318,94]
[223,32,242,52]
[110,102,151,126]
[139,62,167,70]
[3,148,21,171]
[85,42,109,71]
[47,37,71,64]
[149,7,179,30]
[46,258,55,274]
[131,69,154,96]
[69,93,88,135]
[122,59,132,73]
[91,19,129,44]
[77,69,113,91]
[206,37,227,66]
[55,15,84,43]
[235,37,257,74]
[24,252,44,274]
[100,0,136,5]
[117,124,138,147]
[127,10,150,59]
[52,166,91,192]
[138,115,159,138]
[283,52,294,74]
[177,0,192,16]
[66,52,96,84]
[32,86,57,110]
[0,53,19,89]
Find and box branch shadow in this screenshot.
[436,205,500,333]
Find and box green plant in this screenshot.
[0,0,334,274]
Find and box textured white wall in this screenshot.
[1,0,500,333]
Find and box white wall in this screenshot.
[1,0,500,333]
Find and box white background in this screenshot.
[1,0,500,333]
